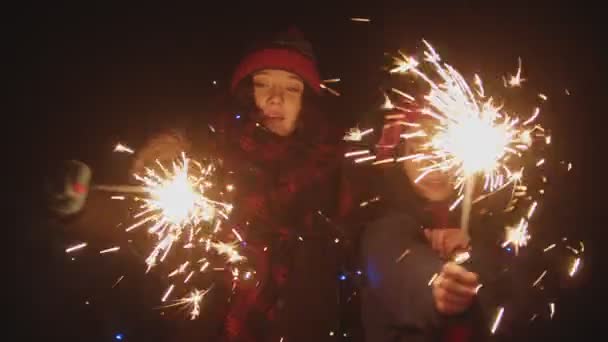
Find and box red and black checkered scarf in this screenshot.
[211,110,346,341]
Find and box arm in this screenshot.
[361,214,443,330]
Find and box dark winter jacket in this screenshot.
[358,164,526,342]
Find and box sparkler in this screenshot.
[389,40,545,238]
[114,143,134,154]
[65,149,246,319]
[127,153,240,273]
[162,287,213,320]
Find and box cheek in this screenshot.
[285,96,302,122]
[253,90,266,109]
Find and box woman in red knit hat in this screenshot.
[133,28,355,341]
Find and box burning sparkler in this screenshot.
[65,150,246,319]
[387,41,546,238]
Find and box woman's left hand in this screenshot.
[424,228,470,259]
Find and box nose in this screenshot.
[267,86,284,105]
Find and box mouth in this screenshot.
[262,109,285,119]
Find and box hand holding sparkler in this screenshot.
[56,143,247,319]
[432,262,480,315]
[424,228,470,260]
[131,130,192,174]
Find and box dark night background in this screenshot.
[18,1,602,341]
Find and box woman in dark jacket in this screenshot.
[359,111,488,342]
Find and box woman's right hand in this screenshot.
[432,262,479,315]
[131,130,192,174]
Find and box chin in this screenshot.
[264,124,294,137]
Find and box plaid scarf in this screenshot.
[211,112,345,341]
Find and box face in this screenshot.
[402,120,455,202]
[252,69,304,136]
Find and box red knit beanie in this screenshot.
[230,27,322,94]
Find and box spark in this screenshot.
[504,57,526,87]
[66,242,87,253]
[169,262,190,277]
[567,162,573,171]
[523,107,540,126]
[400,130,427,139]
[538,94,548,101]
[569,257,581,277]
[543,243,556,252]
[527,201,538,219]
[320,83,340,96]
[161,284,175,302]
[372,157,396,165]
[345,149,370,158]
[395,249,411,263]
[184,271,195,283]
[565,89,571,95]
[298,236,304,241]
[334,238,340,244]
[232,229,243,242]
[549,302,555,319]
[545,135,552,144]
[428,273,439,286]
[112,275,125,288]
[355,155,377,163]
[566,245,580,255]
[212,242,245,264]
[360,196,380,207]
[532,270,547,287]
[382,93,395,109]
[536,158,545,167]
[323,78,341,83]
[344,127,374,142]
[502,218,530,255]
[580,241,585,252]
[164,287,212,320]
[449,195,465,211]
[391,87,416,102]
[490,307,505,334]
[99,246,120,254]
[111,196,126,200]
[114,143,134,154]
[350,17,371,22]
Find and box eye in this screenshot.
[286,85,303,93]
[253,81,269,88]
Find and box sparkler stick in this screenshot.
[460,176,476,238]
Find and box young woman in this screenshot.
[133,28,353,341]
